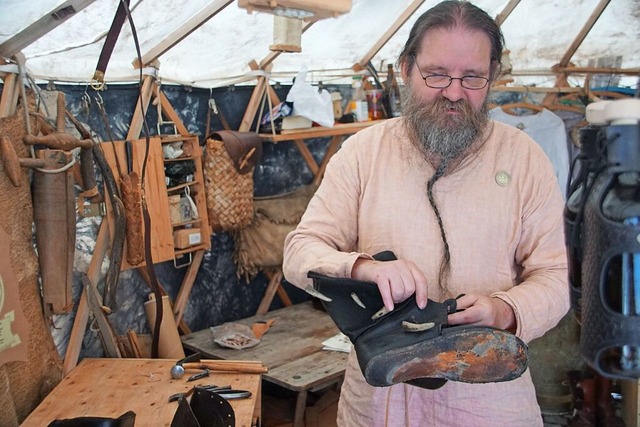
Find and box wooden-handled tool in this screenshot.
[182,361,268,374]
[0,135,46,186]
[170,355,267,379]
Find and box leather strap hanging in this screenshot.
[91,0,131,90]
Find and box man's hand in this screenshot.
[351,258,428,311]
[447,294,516,332]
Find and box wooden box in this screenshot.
[174,228,202,249]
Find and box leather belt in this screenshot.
[92,0,131,89]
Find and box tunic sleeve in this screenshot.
[282,135,369,288]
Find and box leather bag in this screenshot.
[203,130,262,232]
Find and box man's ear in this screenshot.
[400,60,411,83]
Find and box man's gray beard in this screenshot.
[402,86,489,168]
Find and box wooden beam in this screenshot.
[491,85,583,94]
[495,0,521,27]
[249,60,280,106]
[354,0,427,70]
[83,275,121,357]
[126,74,156,140]
[560,66,640,76]
[63,218,111,375]
[133,0,233,68]
[156,90,190,135]
[173,249,204,326]
[559,0,611,67]
[0,72,18,118]
[239,76,266,131]
[0,0,96,59]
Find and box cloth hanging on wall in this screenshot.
[489,107,570,199]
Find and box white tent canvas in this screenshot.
[1,0,639,89]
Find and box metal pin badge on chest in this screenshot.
[495,171,511,187]
[517,123,526,130]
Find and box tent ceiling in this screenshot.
[1,0,639,88]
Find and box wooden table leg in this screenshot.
[256,269,283,315]
[293,139,319,176]
[173,249,204,325]
[276,283,292,307]
[63,220,110,375]
[313,135,343,186]
[293,389,308,427]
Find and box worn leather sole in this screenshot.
[361,325,528,387]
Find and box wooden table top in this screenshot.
[21,358,261,427]
[182,301,349,392]
[258,120,384,142]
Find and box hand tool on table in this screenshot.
[168,385,252,402]
[187,369,210,382]
[170,352,267,379]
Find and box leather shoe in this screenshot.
[307,254,528,389]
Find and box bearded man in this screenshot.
[282,1,569,425]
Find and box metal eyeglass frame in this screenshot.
[414,61,489,90]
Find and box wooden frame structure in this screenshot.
[2,3,640,423]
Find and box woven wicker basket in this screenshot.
[204,137,254,231]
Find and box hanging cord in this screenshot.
[119,0,163,359]
[205,88,213,137]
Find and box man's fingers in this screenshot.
[410,265,428,309]
[377,279,395,312]
[453,293,477,310]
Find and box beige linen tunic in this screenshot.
[283,118,570,426]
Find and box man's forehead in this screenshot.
[416,26,492,72]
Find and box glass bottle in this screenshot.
[384,64,402,117]
[350,76,369,122]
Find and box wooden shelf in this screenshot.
[102,135,210,270]
[166,180,202,193]
[164,155,198,163]
[171,218,203,228]
[160,134,191,143]
[258,120,382,143]
[164,135,211,261]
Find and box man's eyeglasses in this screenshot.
[415,62,489,90]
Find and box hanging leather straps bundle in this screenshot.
[91,0,131,90]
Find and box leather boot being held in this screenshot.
[306,252,528,390]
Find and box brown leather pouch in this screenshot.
[210,130,262,174]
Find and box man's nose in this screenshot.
[442,79,464,102]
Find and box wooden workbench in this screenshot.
[182,301,349,427]
[21,358,261,427]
